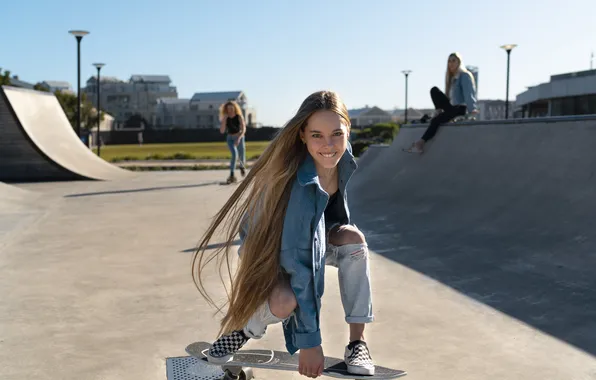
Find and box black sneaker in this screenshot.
[226,175,237,184]
[451,104,467,117]
[240,166,246,177]
[344,340,375,375]
[207,330,250,364]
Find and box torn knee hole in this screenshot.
[347,246,368,260]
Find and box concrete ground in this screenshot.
[1,164,595,379]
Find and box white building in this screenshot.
[84,74,178,126]
[154,91,257,129]
[477,99,512,120]
[515,69,596,118]
[348,106,393,127]
[40,81,73,93]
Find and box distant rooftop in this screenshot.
[130,75,171,83]
[190,91,244,103]
[348,107,373,117]
[95,76,123,83]
[157,98,190,104]
[7,76,34,89]
[348,106,392,118]
[43,80,71,89]
[551,69,596,81]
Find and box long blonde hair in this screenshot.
[192,90,351,336]
[219,101,244,122]
[444,52,476,99]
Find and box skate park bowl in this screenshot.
[0,85,135,182]
[1,109,596,380]
[348,115,596,359]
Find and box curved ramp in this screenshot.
[349,117,596,357]
[0,85,134,182]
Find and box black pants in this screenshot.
[420,87,466,142]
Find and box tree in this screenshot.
[0,68,11,86]
[54,90,102,131]
[33,82,50,92]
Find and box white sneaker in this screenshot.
[344,340,375,376]
[403,142,423,154]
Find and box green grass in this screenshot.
[93,141,271,162]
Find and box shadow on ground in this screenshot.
[348,120,596,358]
[64,182,220,198]
[352,206,596,358]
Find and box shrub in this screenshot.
[351,140,375,157]
[171,152,195,160]
[370,123,399,138]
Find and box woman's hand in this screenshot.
[219,116,227,134]
[298,345,324,378]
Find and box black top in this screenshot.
[226,115,241,134]
[324,190,348,230]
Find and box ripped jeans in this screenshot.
[243,241,374,340]
[325,242,374,324]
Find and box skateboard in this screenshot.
[186,341,407,379]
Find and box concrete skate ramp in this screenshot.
[354,143,389,168]
[348,116,596,356]
[0,85,134,182]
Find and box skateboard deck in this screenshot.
[186,341,407,379]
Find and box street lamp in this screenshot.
[500,44,517,119]
[92,63,105,157]
[68,30,89,138]
[401,70,412,123]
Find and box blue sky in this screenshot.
[3,0,595,126]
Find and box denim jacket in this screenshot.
[450,70,478,113]
[239,143,358,354]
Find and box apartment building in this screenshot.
[84,74,178,126]
[154,91,257,129]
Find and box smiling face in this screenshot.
[300,110,349,172]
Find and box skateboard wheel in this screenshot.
[240,368,254,380]
[223,367,253,380]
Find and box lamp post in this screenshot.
[500,44,517,119]
[92,63,105,157]
[68,30,89,138]
[402,70,412,123]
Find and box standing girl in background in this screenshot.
[220,101,246,183]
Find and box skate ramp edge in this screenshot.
[0,85,135,181]
[355,144,390,169]
[348,115,596,357]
